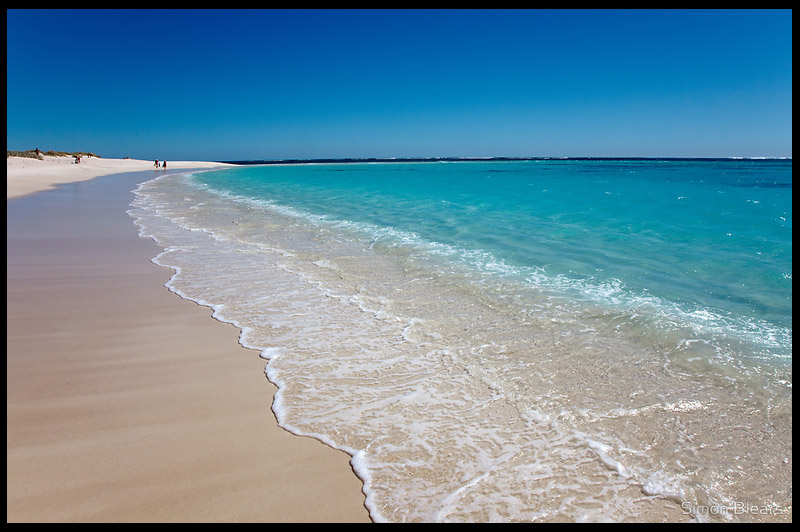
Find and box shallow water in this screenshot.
[129,159,791,522]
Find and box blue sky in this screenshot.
[6,9,792,161]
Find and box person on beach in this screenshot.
[162,160,166,169]
[154,159,159,168]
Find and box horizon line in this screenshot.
[219,156,793,165]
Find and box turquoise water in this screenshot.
[130,159,791,522]
[195,159,792,364]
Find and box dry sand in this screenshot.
[6,155,232,199]
[6,157,371,522]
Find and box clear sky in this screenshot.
[6,9,792,161]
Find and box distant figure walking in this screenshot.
[162,160,167,169]
[154,159,159,168]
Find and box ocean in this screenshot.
[128,159,791,522]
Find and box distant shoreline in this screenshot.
[6,155,233,199]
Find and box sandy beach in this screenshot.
[6,155,233,199]
[6,156,370,522]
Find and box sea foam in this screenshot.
[128,160,792,522]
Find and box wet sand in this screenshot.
[6,166,370,522]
